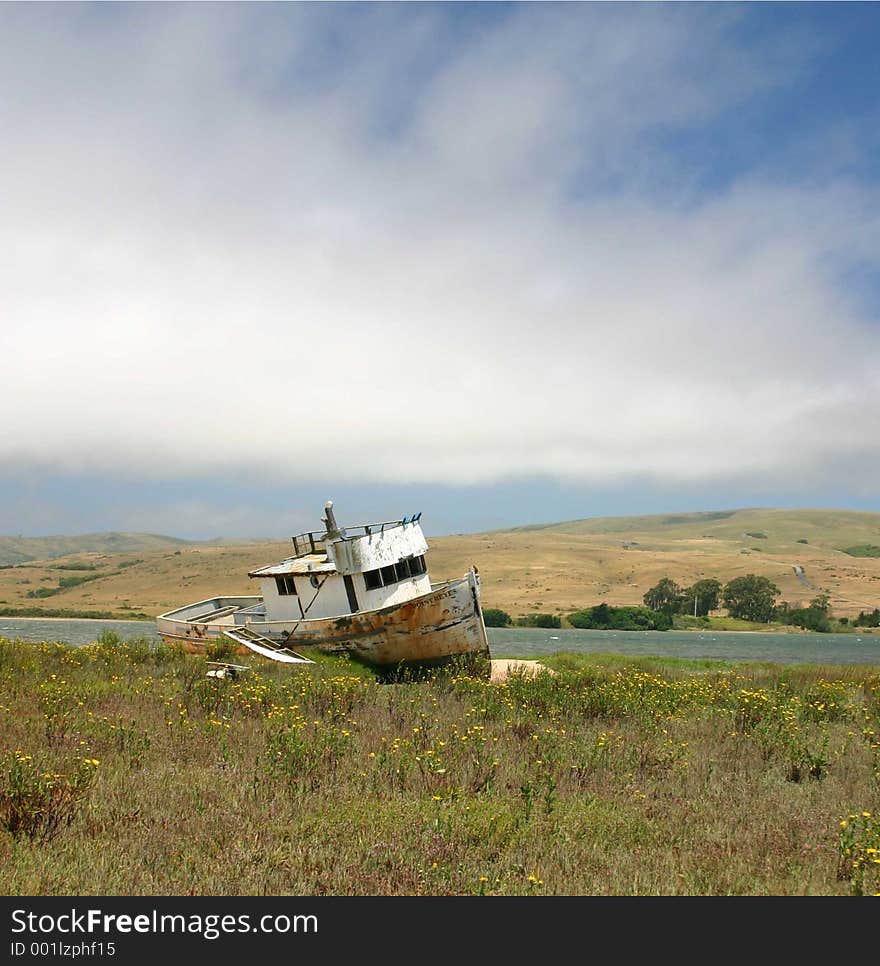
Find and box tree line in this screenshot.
[641,574,840,632]
[483,573,862,633]
[482,605,670,631]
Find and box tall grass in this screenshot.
[0,636,878,895]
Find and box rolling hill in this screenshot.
[1,508,879,620]
[426,507,880,619]
[0,532,193,567]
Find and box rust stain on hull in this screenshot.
[159,575,490,670]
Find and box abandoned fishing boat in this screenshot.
[156,502,490,671]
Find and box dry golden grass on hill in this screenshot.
[1,508,879,619]
[429,533,880,619]
[0,543,289,618]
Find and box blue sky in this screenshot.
[1,3,879,538]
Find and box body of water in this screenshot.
[488,626,880,665]
[2,617,880,665]
[0,617,160,647]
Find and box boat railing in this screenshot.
[289,514,422,557]
[290,531,328,558]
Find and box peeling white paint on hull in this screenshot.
[156,572,489,670]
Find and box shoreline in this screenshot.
[0,614,153,624]
[1,613,877,635]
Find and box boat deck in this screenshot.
[157,596,263,626]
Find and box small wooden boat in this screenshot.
[156,502,490,672]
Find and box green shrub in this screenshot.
[515,613,561,629]
[0,752,98,841]
[838,811,880,895]
[96,629,124,649]
[776,595,833,632]
[843,545,880,558]
[58,574,102,590]
[854,609,880,628]
[568,604,671,631]
[205,636,241,662]
[482,608,512,628]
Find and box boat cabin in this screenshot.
[249,502,432,622]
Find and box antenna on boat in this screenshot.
[323,500,345,540]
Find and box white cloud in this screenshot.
[1,5,878,495]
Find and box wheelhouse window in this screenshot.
[364,569,383,591]
[275,575,297,596]
[409,555,426,576]
[363,555,427,591]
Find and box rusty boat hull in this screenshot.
[156,571,490,671]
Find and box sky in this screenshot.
[2,2,880,539]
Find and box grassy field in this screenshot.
[2,507,880,621]
[1,636,878,895]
